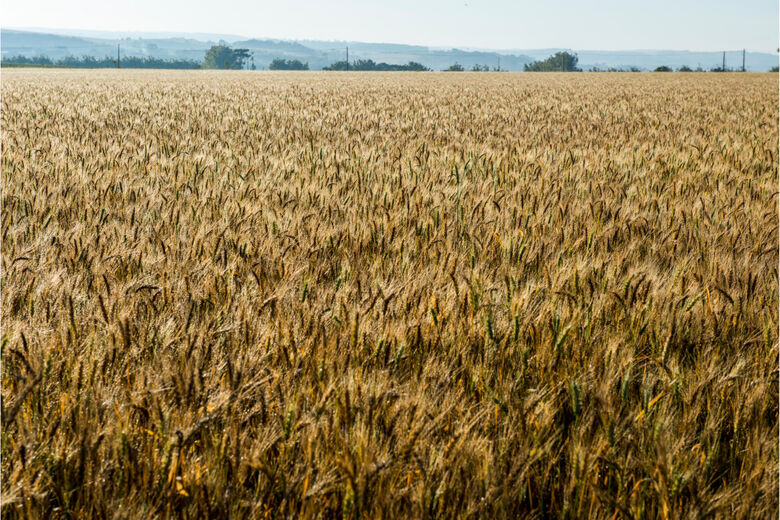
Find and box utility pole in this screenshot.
[497,56,500,71]
[117,44,120,69]
[722,51,725,72]
[742,48,745,72]
[346,45,349,71]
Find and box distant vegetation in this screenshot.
[322,59,430,71]
[525,51,581,71]
[3,46,772,72]
[588,66,641,72]
[6,29,780,71]
[202,45,251,69]
[1,54,200,69]
[269,58,309,70]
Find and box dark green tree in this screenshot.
[654,65,672,72]
[322,60,349,71]
[269,58,309,70]
[231,48,251,69]
[203,46,251,69]
[524,51,580,72]
[444,63,464,71]
[353,59,379,70]
[203,45,232,69]
[405,61,430,71]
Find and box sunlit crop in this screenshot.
[2,69,777,518]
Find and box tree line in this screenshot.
[3,46,769,72]
[323,59,430,71]
[1,54,200,69]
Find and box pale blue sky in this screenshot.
[5,0,779,52]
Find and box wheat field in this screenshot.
[1,70,778,518]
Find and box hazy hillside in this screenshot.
[2,29,777,71]
[1,30,115,59]
[9,27,247,42]
[1,30,214,61]
[1,29,534,70]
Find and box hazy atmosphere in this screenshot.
[5,0,779,51]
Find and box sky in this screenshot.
[4,0,779,52]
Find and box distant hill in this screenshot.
[8,27,247,42]
[2,29,777,71]
[1,29,534,70]
[1,29,214,61]
[1,30,114,59]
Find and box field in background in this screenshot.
[2,70,777,518]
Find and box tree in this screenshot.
[353,59,379,70]
[269,58,309,70]
[677,65,692,72]
[232,49,251,69]
[203,45,232,69]
[471,64,489,72]
[322,60,349,71]
[444,63,464,71]
[654,65,672,72]
[203,46,251,69]
[524,51,580,72]
[405,61,430,71]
